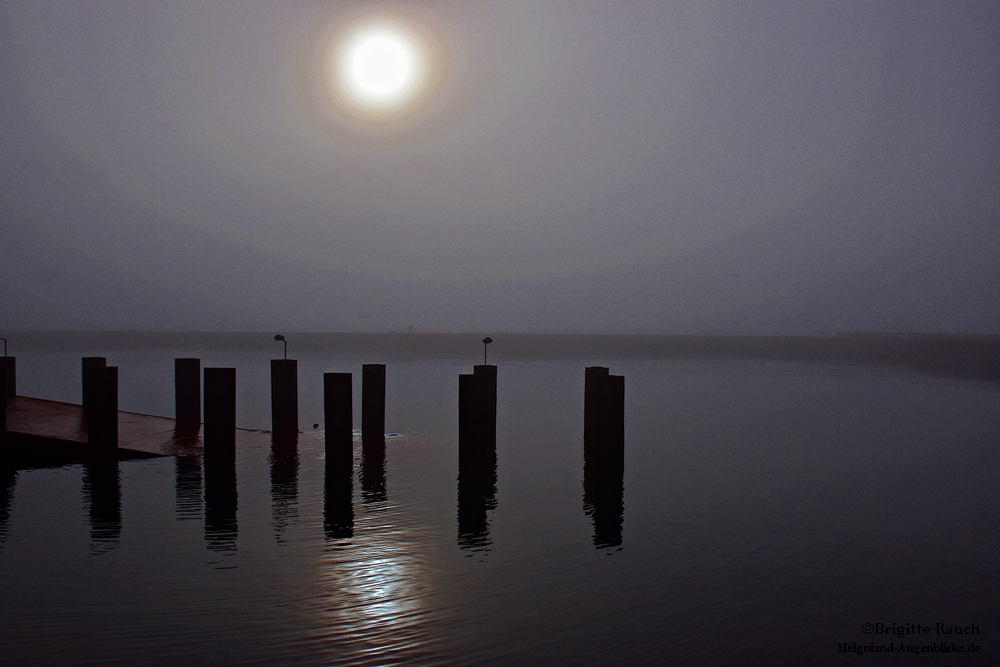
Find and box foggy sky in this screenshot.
[2,1,998,334]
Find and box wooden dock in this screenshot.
[3,396,205,467]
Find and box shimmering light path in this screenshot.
[1,347,998,665]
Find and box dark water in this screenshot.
[1,337,998,665]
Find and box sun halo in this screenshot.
[331,20,430,118]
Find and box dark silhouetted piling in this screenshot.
[597,374,625,469]
[0,371,6,437]
[81,357,106,412]
[204,366,238,551]
[324,373,353,469]
[323,365,354,539]
[584,366,609,461]
[582,367,625,548]
[459,373,488,462]
[361,364,386,504]
[458,367,498,550]
[174,358,201,429]
[319,371,352,541]
[204,367,236,455]
[270,359,298,436]
[474,365,497,448]
[0,356,15,398]
[86,365,118,448]
[362,364,386,448]
[585,367,624,469]
[459,365,497,459]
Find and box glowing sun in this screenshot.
[333,21,428,115]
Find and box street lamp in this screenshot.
[274,334,287,360]
[482,337,493,365]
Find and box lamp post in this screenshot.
[0,337,6,357]
[274,335,287,360]
[482,337,493,365]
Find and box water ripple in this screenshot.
[307,520,445,666]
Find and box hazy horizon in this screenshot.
[2,1,998,334]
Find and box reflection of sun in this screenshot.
[332,21,428,114]
[314,527,437,662]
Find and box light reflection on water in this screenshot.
[1,354,999,665]
[313,511,441,665]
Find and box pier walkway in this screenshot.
[3,396,204,464]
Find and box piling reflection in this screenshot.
[360,441,386,506]
[204,450,238,552]
[175,455,202,521]
[0,465,16,550]
[457,448,497,552]
[583,464,625,549]
[270,434,299,544]
[82,457,121,553]
[324,460,354,541]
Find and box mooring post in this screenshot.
[584,366,610,465]
[458,366,498,550]
[597,374,626,471]
[362,364,386,448]
[583,368,625,549]
[458,372,488,465]
[203,366,238,551]
[270,359,298,436]
[81,357,107,412]
[86,365,118,448]
[204,367,236,455]
[0,356,15,398]
[175,358,201,429]
[324,372,353,469]
[473,365,497,448]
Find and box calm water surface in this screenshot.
[1,342,998,665]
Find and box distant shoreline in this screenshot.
[3,331,998,383]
